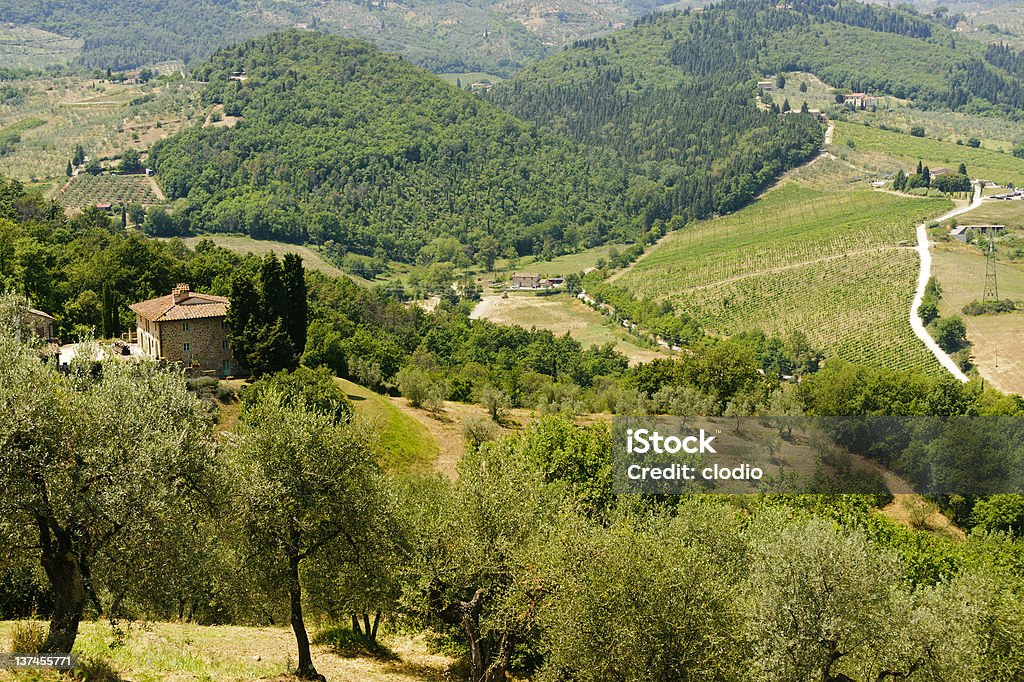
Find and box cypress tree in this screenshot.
[227,273,260,371]
[258,254,287,325]
[282,253,308,355]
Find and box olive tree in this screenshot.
[0,297,215,652]
[228,390,382,680]
[404,436,561,682]
[538,501,747,681]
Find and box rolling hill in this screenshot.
[149,30,820,262]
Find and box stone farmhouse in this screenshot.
[23,307,57,341]
[130,284,235,376]
[510,272,542,289]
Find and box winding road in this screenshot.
[909,182,983,383]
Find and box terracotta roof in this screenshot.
[130,292,229,322]
[26,307,56,321]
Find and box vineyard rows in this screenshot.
[616,179,949,374]
[60,173,161,210]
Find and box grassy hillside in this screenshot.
[614,165,951,372]
[337,377,440,473]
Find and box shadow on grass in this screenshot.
[312,625,398,662]
[70,656,126,681]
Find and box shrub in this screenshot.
[462,414,499,448]
[962,299,1017,316]
[396,365,447,411]
[930,316,968,352]
[9,619,46,653]
[313,624,396,660]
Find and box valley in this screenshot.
[6,2,1024,681]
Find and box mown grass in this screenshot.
[615,165,950,373]
[177,234,344,277]
[833,120,1024,186]
[336,377,440,473]
[496,242,631,277]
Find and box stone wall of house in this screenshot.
[136,315,161,358]
[157,316,234,375]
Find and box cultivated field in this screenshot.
[0,75,203,193]
[613,162,950,373]
[832,121,1024,186]
[59,173,163,211]
[0,26,80,70]
[177,235,345,278]
[472,291,670,365]
[0,620,455,682]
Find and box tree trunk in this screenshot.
[288,554,323,681]
[40,547,86,653]
[459,589,487,682]
[370,611,380,643]
[483,632,514,682]
[351,613,362,636]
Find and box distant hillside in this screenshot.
[150,31,820,261]
[0,0,696,74]
[494,0,1024,136]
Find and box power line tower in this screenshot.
[983,226,1001,302]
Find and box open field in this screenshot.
[58,173,163,211]
[177,235,345,277]
[832,121,1024,186]
[496,242,631,277]
[471,291,670,365]
[0,75,203,193]
[613,162,950,373]
[0,26,80,70]
[0,620,455,682]
[931,243,1024,396]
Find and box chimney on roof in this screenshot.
[172,283,191,304]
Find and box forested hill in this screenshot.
[149,31,821,261]
[493,0,1024,156]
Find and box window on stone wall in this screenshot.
[222,340,229,349]
[183,342,190,352]
[183,322,190,331]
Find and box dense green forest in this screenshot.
[149,31,821,260]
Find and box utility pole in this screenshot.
[983,226,999,302]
